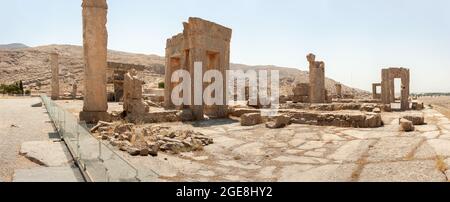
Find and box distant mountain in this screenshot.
[0,44,369,97]
[0,43,29,50]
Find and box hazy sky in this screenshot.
[1,0,449,93]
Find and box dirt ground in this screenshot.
[419,96,450,119]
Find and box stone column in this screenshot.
[79,0,109,123]
[400,69,410,110]
[372,83,377,99]
[307,53,325,103]
[381,69,390,105]
[50,53,59,100]
[72,82,78,99]
[335,84,342,98]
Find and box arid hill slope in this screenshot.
[0,44,369,97]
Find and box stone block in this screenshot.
[266,115,291,129]
[399,118,415,132]
[402,115,425,125]
[241,113,263,126]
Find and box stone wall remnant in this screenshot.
[165,17,232,120]
[292,83,309,103]
[381,68,410,110]
[123,69,149,117]
[372,83,381,100]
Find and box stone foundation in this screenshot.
[79,111,111,124]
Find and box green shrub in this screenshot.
[0,82,23,95]
[158,82,165,89]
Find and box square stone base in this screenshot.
[79,111,111,124]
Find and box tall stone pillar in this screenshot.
[72,82,78,100]
[50,53,59,100]
[79,0,109,123]
[307,53,326,103]
[381,69,390,105]
[335,84,342,98]
[400,69,410,111]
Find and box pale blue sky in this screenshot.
[1,0,450,93]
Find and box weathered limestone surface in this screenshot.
[307,53,326,103]
[165,17,232,120]
[50,53,59,100]
[358,161,446,182]
[80,0,109,123]
[19,141,71,167]
[96,106,450,182]
[13,167,83,182]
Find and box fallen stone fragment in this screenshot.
[140,148,149,156]
[241,113,263,126]
[402,115,425,125]
[31,102,43,107]
[399,118,415,132]
[127,147,140,156]
[90,121,113,133]
[266,115,291,129]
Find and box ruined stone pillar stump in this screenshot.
[80,0,109,123]
[50,53,59,100]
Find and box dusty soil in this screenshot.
[419,96,450,119]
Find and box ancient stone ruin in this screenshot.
[72,82,78,99]
[164,17,232,120]
[372,83,381,99]
[79,0,110,123]
[292,83,310,103]
[308,53,326,103]
[381,67,410,110]
[335,83,342,98]
[107,62,147,102]
[123,69,150,121]
[50,53,59,100]
[290,53,328,104]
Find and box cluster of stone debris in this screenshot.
[399,114,426,132]
[91,122,213,156]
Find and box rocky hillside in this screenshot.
[0,44,369,97]
[0,43,29,50]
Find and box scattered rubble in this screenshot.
[402,115,425,125]
[266,115,291,129]
[91,123,213,156]
[241,113,263,126]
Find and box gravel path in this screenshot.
[0,97,60,181]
